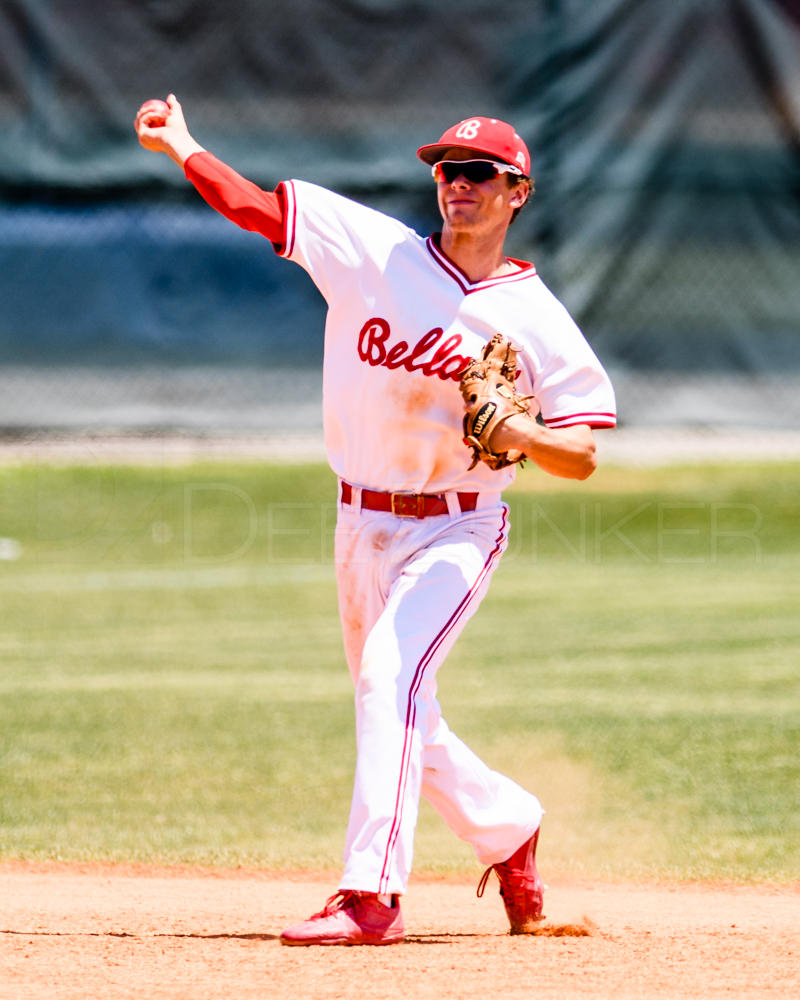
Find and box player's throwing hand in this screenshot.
[134,94,204,167]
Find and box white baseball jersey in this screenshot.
[277,180,616,494]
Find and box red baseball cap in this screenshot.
[417,116,531,176]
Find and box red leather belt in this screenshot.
[340,481,478,519]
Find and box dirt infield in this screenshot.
[1,863,798,1000]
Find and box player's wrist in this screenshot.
[169,136,206,168]
[490,412,540,458]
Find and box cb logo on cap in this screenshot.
[455,119,481,140]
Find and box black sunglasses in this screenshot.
[432,159,524,184]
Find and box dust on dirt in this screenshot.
[1,862,798,1000]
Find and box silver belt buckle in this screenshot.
[391,492,425,518]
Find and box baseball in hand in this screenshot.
[136,98,171,130]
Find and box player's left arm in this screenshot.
[490,417,597,480]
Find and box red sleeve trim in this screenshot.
[275,180,298,258]
[545,412,617,429]
[184,151,285,244]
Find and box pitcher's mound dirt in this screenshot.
[1,862,798,1000]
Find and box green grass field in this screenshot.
[0,456,798,882]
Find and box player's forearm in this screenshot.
[494,417,598,480]
[164,134,207,168]
[183,153,285,241]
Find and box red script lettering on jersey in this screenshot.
[357,318,471,382]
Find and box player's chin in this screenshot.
[443,207,481,230]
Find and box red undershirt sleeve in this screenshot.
[183,151,285,247]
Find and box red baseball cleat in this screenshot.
[279,890,405,946]
[477,827,545,933]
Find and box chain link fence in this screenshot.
[1,0,799,436]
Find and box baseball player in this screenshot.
[136,96,616,946]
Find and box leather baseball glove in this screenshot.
[459,333,538,471]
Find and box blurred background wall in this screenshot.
[1,0,799,433]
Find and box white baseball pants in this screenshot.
[335,488,543,895]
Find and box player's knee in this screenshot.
[355,659,406,716]
[354,659,386,699]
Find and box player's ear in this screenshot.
[509,180,530,211]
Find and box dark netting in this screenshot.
[0,0,798,431]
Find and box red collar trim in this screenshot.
[426,235,536,294]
